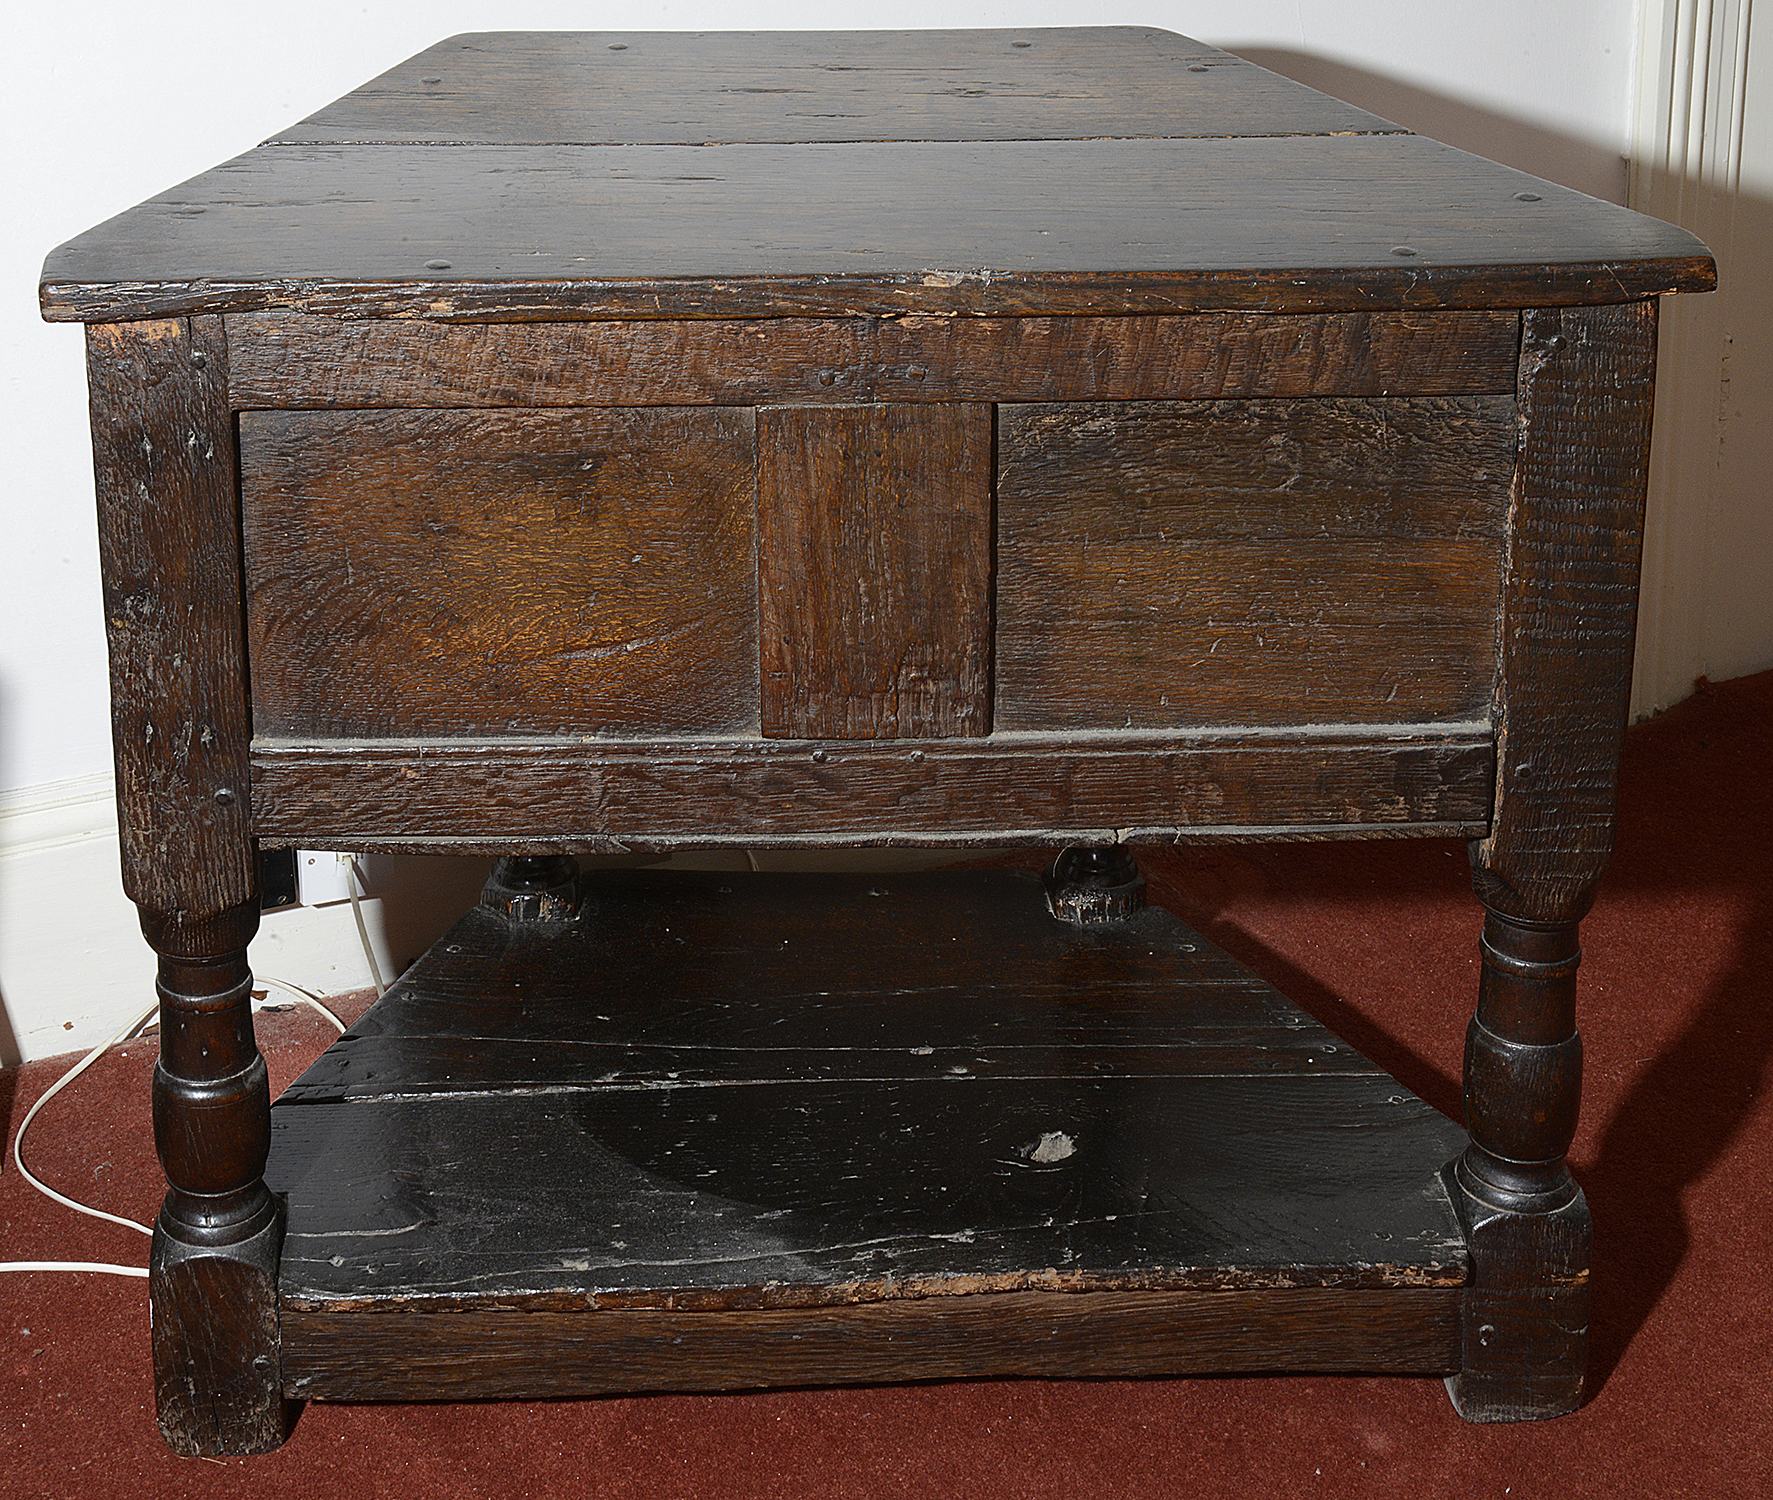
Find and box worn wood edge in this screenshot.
[276,129,1419,149]
[41,262,1715,324]
[282,1259,1468,1312]
[150,1214,287,1456]
[275,1058,1403,1107]
[86,316,259,917]
[224,310,1521,407]
[1122,821,1489,845]
[251,723,1492,750]
[246,825,1491,855]
[1472,302,1659,924]
[247,728,1495,847]
[279,1286,1463,1399]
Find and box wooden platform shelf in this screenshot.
[266,870,1469,1401]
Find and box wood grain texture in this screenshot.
[144,902,285,1456]
[996,398,1513,731]
[1444,1164,1590,1422]
[225,310,1520,409]
[1001,540,1499,724]
[1470,303,1659,925]
[1448,919,1591,1418]
[281,1287,1463,1401]
[265,873,1469,1318]
[269,29,1400,148]
[50,26,1718,1443]
[85,318,256,918]
[247,729,1496,849]
[238,407,759,738]
[150,931,271,1206]
[150,1213,285,1456]
[41,134,1713,324]
[758,404,991,737]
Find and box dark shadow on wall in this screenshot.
[1226,47,1630,203]
[0,991,21,1075]
[0,677,23,1078]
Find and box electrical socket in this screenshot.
[296,850,359,907]
[260,847,299,910]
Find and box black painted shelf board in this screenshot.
[265,870,1470,1313]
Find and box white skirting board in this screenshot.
[0,774,406,1066]
[0,775,976,1067]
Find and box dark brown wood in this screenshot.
[143,903,285,1457]
[1448,304,1660,1421]
[1444,1172,1590,1423]
[246,728,1496,849]
[271,29,1400,148]
[998,540,1500,728]
[1445,912,1591,1422]
[151,1213,285,1454]
[281,1287,1463,1402]
[996,397,1512,731]
[1471,303,1660,926]
[224,310,1521,409]
[88,319,285,1453]
[1000,396,1516,542]
[41,134,1713,324]
[238,407,759,738]
[47,28,1717,1447]
[758,404,991,738]
[86,318,255,917]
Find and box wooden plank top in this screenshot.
[263,28,1399,146]
[41,28,1713,322]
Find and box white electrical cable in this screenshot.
[346,857,389,997]
[3,980,347,1277]
[253,980,350,1034]
[9,999,159,1237]
[0,1261,149,1277]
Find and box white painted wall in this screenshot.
[0,0,1683,1059]
[1631,1,1773,714]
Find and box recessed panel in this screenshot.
[240,407,758,738]
[995,397,1514,731]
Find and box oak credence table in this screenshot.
[40,28,1714,1456]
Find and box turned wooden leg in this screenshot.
[85,319,285,1451]
[1444,909,1589,1421]
[143,901,287,1456]
[1444,302,1659,1419]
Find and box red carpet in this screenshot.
[3,672,1769,1496]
